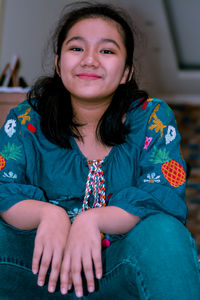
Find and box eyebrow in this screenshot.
[65,36,121,49]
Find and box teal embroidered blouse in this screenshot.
[0,98,187,224]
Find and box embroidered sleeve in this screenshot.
[0,105,46,212]
[108,99,187,223]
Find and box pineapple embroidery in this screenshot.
[18,107,31,125]
[149,146,186,187]
[148,104,166,139]
[0,143,22,171]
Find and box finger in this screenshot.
[92,245,103,279]
[37,247,53,287]
[32,241,43,275]
[48,249,63,293]
[82,250,95,293]
[60,253,71,295]
[71,254,83,298]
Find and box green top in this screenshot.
[0,97,187,224]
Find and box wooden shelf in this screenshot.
[0,91,27,128]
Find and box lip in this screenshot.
[77,73,101,80]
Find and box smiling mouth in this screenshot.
[77,73,101,80]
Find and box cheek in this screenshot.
[108,61,126,83]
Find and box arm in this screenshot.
[0,199,65,230]
[0,199,71,294]
[78,205,140,235]
[0,105,71,293]
[108,99,187,223]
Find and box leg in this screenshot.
[121,214,200,299]
[85,214,200,300]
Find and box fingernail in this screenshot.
[88,286,94,293]
[61,288,67,295]
[76,290,82,298]
[96,273,102,279]
[38,280,44,287]
[48,286,55,293]
[32,269,37,275]
[68,284,72,290]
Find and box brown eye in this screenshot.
[70,47,84,52]
[101,49,114,54]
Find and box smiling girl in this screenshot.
[0,3,200,300]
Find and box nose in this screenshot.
[80,49,99,68]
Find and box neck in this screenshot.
[71,96,112,126]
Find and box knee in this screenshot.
[125,214,194,258]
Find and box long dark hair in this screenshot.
[28,2,148,148]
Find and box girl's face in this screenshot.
[56,17,129,103]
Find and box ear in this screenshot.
[55,55,60,76]
[120,65,134,84]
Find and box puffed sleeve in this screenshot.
[0,104,46,212]
[108,99,187,224]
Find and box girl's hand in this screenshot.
[60,211,102,298]
[32,205,71,293]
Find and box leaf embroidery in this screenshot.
[148,104,166,139]
[18,107,31,125]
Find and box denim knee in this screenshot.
[123,213,200,299]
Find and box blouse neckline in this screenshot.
[69,102,133,165]
[69,135,117,165]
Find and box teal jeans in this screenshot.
[0,214,200,299]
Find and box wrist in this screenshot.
[39,203,70,225]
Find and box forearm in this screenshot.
[80,206,140,235]
[0,200,67,230]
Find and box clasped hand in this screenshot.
[32,207,102,298]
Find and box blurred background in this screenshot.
[0,0,200,250]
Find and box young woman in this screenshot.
[0,3,200,299]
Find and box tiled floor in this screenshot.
[171,104,200,252]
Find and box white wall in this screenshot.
[0,0,149,88]
[0,0,73,86]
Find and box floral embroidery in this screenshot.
[165,125,176,145]
[4,119,17,138]
[148,104,166,139]
[144,173,160,183]
[27,123,36,133]
[3,171,17,179]
[0,143,22,171]
[143,137,153,150]
[68,207,83,223]
[18,107,31,125]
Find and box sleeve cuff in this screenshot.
[0,183,47,212]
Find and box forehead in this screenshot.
[66,17,125,43]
